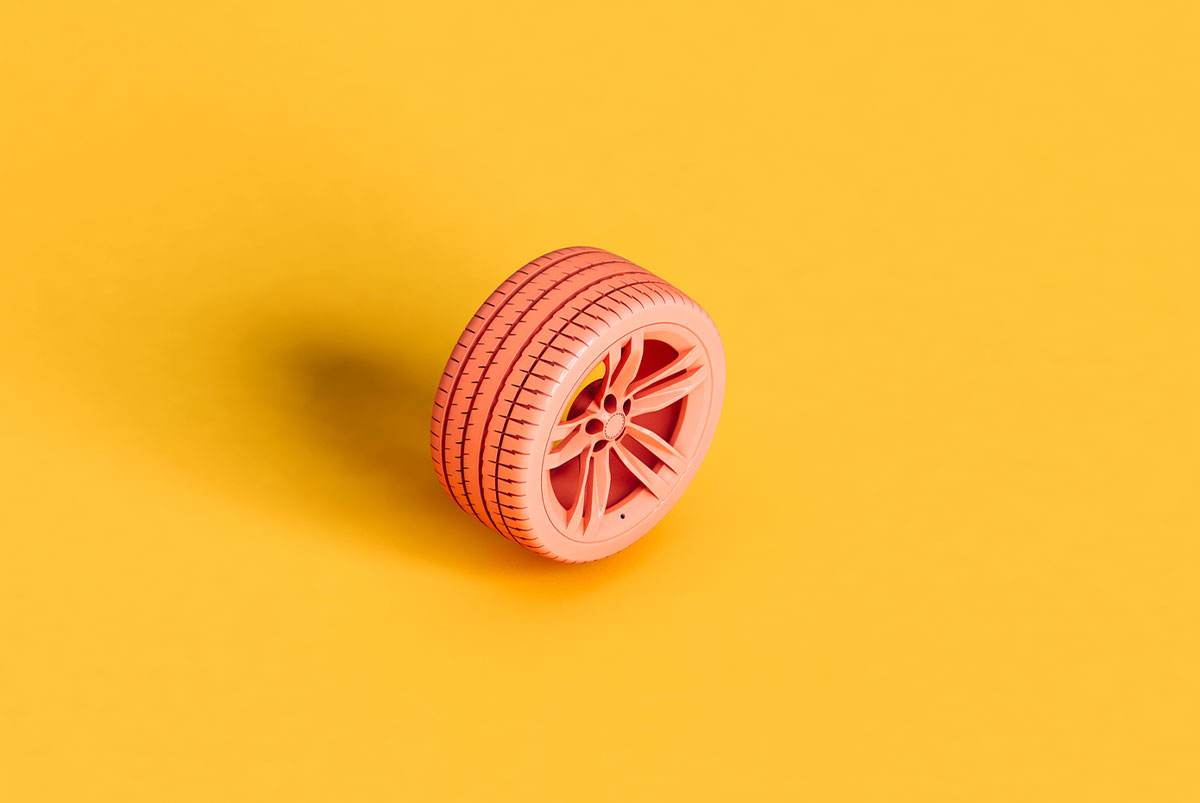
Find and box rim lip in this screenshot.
[539,320,717,546]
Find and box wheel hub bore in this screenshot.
[602,412,627,441]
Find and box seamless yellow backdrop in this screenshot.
[2,2,1197,801]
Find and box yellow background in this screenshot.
[2,2,1197,800]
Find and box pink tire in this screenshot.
[430,247,726,563]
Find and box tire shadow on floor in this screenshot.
[273,335,657,586]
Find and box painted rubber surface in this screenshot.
[430,247,726,563]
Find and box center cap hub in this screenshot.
[602,412,626,440]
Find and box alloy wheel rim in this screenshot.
[543,324,713,543]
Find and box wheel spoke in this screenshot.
[553,394,601,442]
[547,424,591,469]
[613,441,670,499]
[581,451,611,540]
[564,452,592,535]
[551,417,580,443]
[606,330,644,396]
[629,346,704,397]
[623,423,687,474]
[632,363,709,413]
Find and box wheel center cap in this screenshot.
[603,412,626,440]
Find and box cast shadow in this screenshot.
[276,336,574,577]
